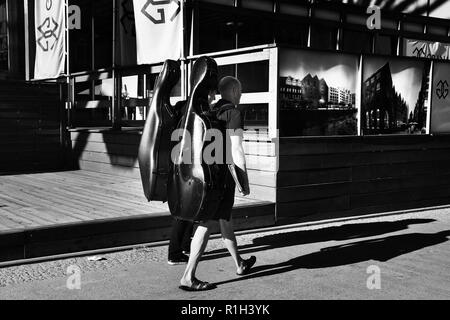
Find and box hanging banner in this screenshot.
[132,0,183,65]
[34,0,66,79]
[430,63,450,133]
[118,0,137,66]
[404,39,450,61]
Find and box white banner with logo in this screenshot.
[404,39,450,61]
[431,63,450,133]
[34,0,66,79]
[132,0,183,65]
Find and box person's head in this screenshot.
[218,76,242,105]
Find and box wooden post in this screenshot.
[65,0,70,75]
[67,76,75,128]
[112,0,121,130]
[65,0,72,130]
[358,54,363,136]
[426,61,434,135]
[24,0,30,80]
[268,47,279,141]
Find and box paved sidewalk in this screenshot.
[1,207,450,300]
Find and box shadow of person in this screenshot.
[71,130,91,170]
[213,230,450,287]
[203,219,436,260]
[70,128,141,173]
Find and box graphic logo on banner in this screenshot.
[141,0,180,25]
[405,39,450,61]
[132,0,182,65]
[436,80,449,100]
[38,0,59,52]
[34,0,66,79]
[413,47,425,56]
[430,63,450,133]
[37,17,60,51]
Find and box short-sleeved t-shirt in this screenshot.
[211,99,244,134]
[209,99,242,221]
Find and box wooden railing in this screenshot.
[49,45,279,140]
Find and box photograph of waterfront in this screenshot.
[279,49,359,136]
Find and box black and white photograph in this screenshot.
[0,0,450,312]
[279,49,359,136]
[362,56,431,135]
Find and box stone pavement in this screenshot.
[0,207,450,300]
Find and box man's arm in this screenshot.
[230,134,250,196]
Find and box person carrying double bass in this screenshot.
[179,76,256,292]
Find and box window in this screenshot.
[374,34,397,55]
[237,15,274,48]
[199,0,234,6]
[241,0,273,12]
[342,30,372,54]
[384,111,390,129]
[69,0,113,72]
[237,61,269,93]
[242,103,269,130]
[0,0,8,70]
[69,0,92,72]
[279,2,308,16]
[427,24,448,37]
[365,111,370,129]
[93,0,113,69]
[274,20,308,47]
[310,24,338,50]
[197,7,236,54]
[197,6,276,53]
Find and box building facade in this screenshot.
[1,0,450,222]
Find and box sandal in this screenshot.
[179,279,217,292]
[237,256,257,276]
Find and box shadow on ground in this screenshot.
[204,218,435,260]
[213,226,450,287]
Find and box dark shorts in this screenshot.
[210,168,236,222]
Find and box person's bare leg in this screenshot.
[219,219,243,270]
[180,221,213,286]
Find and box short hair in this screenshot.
[218,76,241,96]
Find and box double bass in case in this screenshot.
[168,56,226,222]
[138,60,181,202]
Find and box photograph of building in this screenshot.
[279,49,358,136]
[362,58,431,135]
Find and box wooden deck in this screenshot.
[0,170,268,233]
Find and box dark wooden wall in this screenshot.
[0,0,25,80]
[0,81,63,173]
[69,132,450,220]
[70,130,277,202]
[277,135,450,220]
